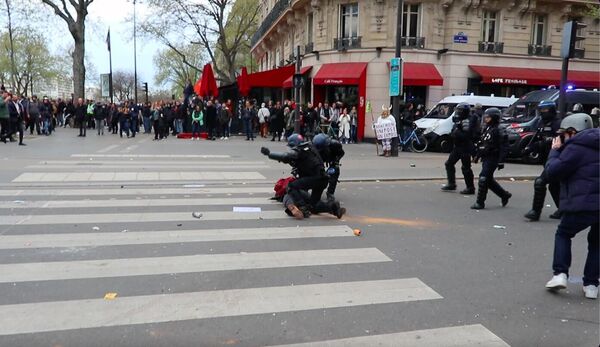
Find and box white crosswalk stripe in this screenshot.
[0,279,442,336]
[269,324,510,347]
[0,225,355,249]
[0,186,273,196]
[12,171,266,182]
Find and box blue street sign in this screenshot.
[453,32,468,44]
[389,58,403,97]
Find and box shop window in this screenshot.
[307,13,314,45]
[402,4,421,43]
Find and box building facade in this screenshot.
[250,0,600,139]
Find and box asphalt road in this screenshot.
[0,129,596,347]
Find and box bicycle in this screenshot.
[399,123,428,153]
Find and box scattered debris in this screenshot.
[410,164,416,167]
[120,185,124,189]
[12,200,25,204]
[92,226,100,231]
[176,224,182,227]
[510,178,516,181]
[353,229,362,236]
[104,292,118,300]
[493,225,507,229]
[121,229,128,233]
[192,212,203,219]
[546,204,552,207]
[233,207,261,213]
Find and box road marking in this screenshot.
[26,164,268,169]
[96,144,120,153]
[0,210,287,225]
[71,154,231,158]
[269,324,510,347]
[0,187,273,196]
[0,225,354,249]
[0,248,390,283]
[0,278,442,336]
[0,197,276,209]
[12,171,266,182]
[120,144,138,153]
[32,160,264,166]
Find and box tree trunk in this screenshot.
[71,23,86,100]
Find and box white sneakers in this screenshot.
[583,285,599,299]
[545,273,568,290]
[546,273,598,299]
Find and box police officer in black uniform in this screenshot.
[312,133,345,201]
[524,100,562,221]
[261,133,346,219]
[471,108,512,210]
[441,102,477,194]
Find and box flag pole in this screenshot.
[107,28,114,104]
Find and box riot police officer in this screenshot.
[471,108,512,210]
[261,134,345,219]
[441,102,477,194]
[524,100,562,221]
[312,133,345,201]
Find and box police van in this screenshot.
[415,94,517,152]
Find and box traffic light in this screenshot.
[142,82,148,93]
[561,21,586,59]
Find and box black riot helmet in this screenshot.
[455,102,471,120]
[312,133,331,151]
[287,133,305,149]
[483,107,502,125]
[537,100,557,123]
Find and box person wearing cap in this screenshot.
[590,107,599,128]
[544,113,599,299]
[260,134,346,219]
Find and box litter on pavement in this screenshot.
[104,292,118,300]
[233,207,262,213]
[192,212,203,218]
[493,225,507,229]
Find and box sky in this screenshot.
[85,0,161,91]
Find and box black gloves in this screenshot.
[260,147,270,156]
[498,163,505,170]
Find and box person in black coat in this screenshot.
[75,98,87,137]
[205,100,217,140]
[270,101,283,141]
[471,108,512,209]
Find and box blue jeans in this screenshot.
[243,118,254,139]
[143,117,151,133]
[350,125,357,143]
[175,119,183,134]
[192,122,200,138]
[553,211,599,286]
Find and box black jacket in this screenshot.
[477,125,508,163]
[318,140,345,166]
[267,143,325,178]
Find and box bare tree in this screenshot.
[112,70,136,102]
[142,0,260,84]
[40,0,94,100]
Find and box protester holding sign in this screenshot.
[375,105,397,157]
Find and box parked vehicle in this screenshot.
[502,89,600,163]
[416,95,517,152]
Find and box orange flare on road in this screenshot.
[346,215,435,228]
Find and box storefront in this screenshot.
[312,62,368,140]
[282,66,312,103]
[401,62,444,105]
[468,65,600,97]
[238,65,295,103]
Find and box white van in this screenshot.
[415,94,517,152]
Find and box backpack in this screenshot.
[273,176,296,201]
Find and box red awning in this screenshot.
[283,66,313,88]
[313,63,368,85]
[404,62,444,86]
[470,65,600,88]
[244,65,295,88]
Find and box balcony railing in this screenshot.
[573,48,585,59]
[400,36,425,49]
[528,44,552,56]
[305,42,314,54]
[279,60,285,67]
[251,0,291,47]
[478,41,504,54]
[334,36,362,51]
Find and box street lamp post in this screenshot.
[133,0,138,104]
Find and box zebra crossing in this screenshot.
[0,156,510,345]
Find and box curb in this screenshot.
[340,176,538,183]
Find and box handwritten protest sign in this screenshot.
[374,123,398,140]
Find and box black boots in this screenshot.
[471,177,511,209]
[442,166,457,191]
[461,167,475,195]
[525,185,546,221]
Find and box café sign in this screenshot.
[490,77,528,85]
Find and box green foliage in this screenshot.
[153,44,204,96]
[0,28,65,95]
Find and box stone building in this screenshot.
[250,0,600,139]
